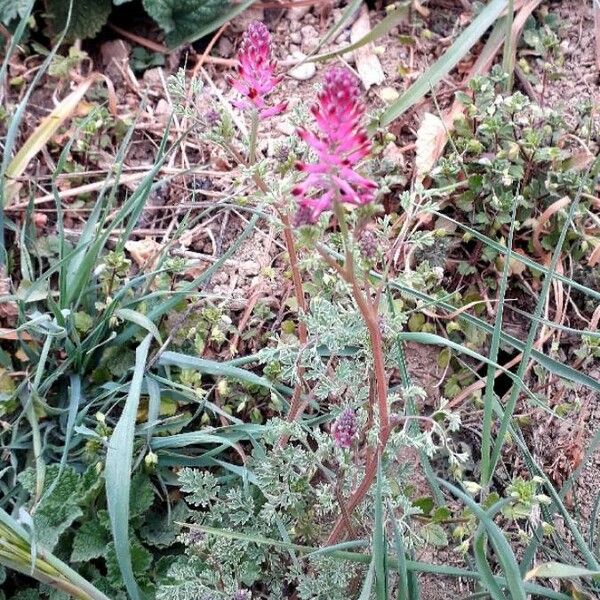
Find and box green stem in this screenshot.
[501,0,515,91]
[248,109,259,165]
[1,539,111,600]
[480,200,518,487]
[486,193,583,482]
[27,333,54,504]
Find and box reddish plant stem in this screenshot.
[252,177,308,425]
[316,205,391,544]
[280,213,309,344]
[251,177,307,342]
[226,142,308,426]
[325,282,390,543]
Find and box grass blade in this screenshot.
[310,4,409,63]
[114,211,261,345]
[431,212,600,303]
[487,187,587,479]
[438,480,526,600]
[359,559,376,600]
[391,515,410,600]
[386,288,445,506]
[193,523,569,598]
[501,0,516,89]
[323,244,600,392]
[115,308,162,344]
[0,508,111,600]
[157,351,277,391]
[481,201,518,485]
[309,0,363,55]
[105,334,152,600]
[372,0,508,129]
[526,562,600,580]
[474,528,509,600]
[373,458,387,599]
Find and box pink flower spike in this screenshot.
[332,408,358,449]
[230,21,285,121]
[294,67,378,224]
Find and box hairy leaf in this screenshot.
[18,465,84,550]
[141,502,189,548]
[0,0,31,23]
[142,0,231,46]
[106,538,153,589]
[71,519,111,562]
[44,0,112,40]
[129,472,156,519]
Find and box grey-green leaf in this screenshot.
[105,334,153,600]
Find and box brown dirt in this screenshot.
[536,0,599,124]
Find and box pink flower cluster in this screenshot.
[293,68,377,224]
[229,21,287,120]
[332,407,358,449]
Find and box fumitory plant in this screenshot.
[157,22,467,598]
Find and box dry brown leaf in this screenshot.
[0,328,32,341]
[184,262,209,280]
[350,5,385,90]
[125,238,163,269]
[412,0,430,18]
[414,113,447,180]
[589,242,600,267]
[0,266,18,325]
[532,196,571,257]
[497,247,528,277]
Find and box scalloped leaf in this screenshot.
[142,0,241,47]
[0,0,32,24]
[71,519,111,562]
[44,0,112,40]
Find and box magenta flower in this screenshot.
[293,68,377,224]
[229,21,287,120]
[332,407,358,449]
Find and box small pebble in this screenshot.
[300,24,319,54]
[277,121,296,136]
[143,67,162,87]
[380,86,400,103]
[239,260,261,276]
[155,98,170,115]
[287,5,311,21]
[382,142,405,168]
[288,53,316,81]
